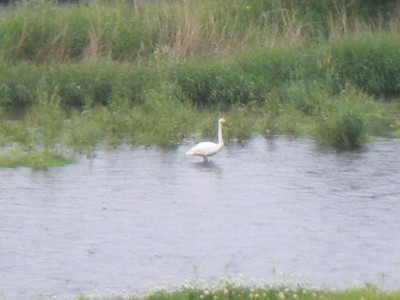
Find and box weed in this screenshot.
[0,148,71,169]
[74,280,400,300]
[171,62,262,107]
[1,0,400,159]
[316,89,371,149]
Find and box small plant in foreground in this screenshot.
[317,89,370,149]
[0,149,71,169]
[320,110,366,149]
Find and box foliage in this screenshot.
[74,282,400,300]
[327,34,400,96]
[1,0,400,165]
[316,89,371,149]
[171,62,263,106]
[0,61,153,107]
[0,149,71,169]
[0,0,398,63]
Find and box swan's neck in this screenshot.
[217,121,224,147]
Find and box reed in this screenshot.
[327,33,400,96]
[1,0,400,167]
[0,0,396,62]
[0,60,153,107]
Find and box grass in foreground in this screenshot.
[74,283,400,300]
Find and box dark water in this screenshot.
[1,137,400,299]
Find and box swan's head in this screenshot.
[219,117,226,124]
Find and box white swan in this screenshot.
[186,117,226,162]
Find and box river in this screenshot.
[1,137,399,299]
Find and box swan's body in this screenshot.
[186,118,226,162]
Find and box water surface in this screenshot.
[1,137,400,299]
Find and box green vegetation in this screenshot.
[0,149,70,169]
[75,283,400,300]
[1,0,400,168]
[144,285,400,300]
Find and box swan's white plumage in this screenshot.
[186,118,226,162]
[186,141,221,157]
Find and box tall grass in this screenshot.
[1,0,400,167]
[327,33,400,96]
[2,35,400,108]
[0,61,153,107]
[0,0,397,62]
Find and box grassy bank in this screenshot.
[75,283,400,300]
[1,0,400,168]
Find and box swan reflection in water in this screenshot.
[191,160,222,174]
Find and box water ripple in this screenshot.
[1,137,400,298]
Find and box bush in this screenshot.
[328,111,366,149]
[317,90,369,149]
